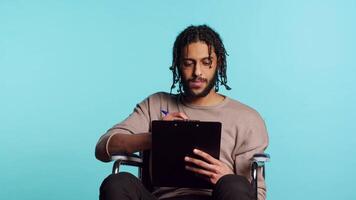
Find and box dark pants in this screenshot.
[100,172,253,200]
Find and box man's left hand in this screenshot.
[184,149,234,184]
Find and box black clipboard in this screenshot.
[151,120,221,189]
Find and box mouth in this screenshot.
[189,78,207,89]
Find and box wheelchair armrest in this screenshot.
[251,153,270,200]
[111,153,143,174]
[252,153,270,167]
[251,153,270,178]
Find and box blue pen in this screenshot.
[161,110,169,116]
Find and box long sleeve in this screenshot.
[95,96,151,162]
[234,112,269,200]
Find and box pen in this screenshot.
[161,110,169,116]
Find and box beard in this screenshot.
[181,71,218,98]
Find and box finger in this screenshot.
[193,149,220,165]
[163,112,188,121]
[185,165,214,178]
[184,156,216,172]
[162,115,181,121]
[177,112,189,120]
[170,112,188,120]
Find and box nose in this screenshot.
[193,64,202,77]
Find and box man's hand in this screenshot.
[162,112,188,121]
[184,149,234,184]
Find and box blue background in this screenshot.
[1,0,355,199]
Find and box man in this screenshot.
[95,25,269,200]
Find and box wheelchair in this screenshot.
[109,151,270,200]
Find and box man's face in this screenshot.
[179,41,218,98]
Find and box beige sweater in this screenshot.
[96,92,269,200]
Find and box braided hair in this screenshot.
[169,25,231,94]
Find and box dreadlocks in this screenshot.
[170,24,231,94]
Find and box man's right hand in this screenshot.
[100,112,188,162]
[162,112,189,121]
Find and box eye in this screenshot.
[202,58,212,66]
[183,60,194,67]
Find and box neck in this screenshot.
[183,90,225,106]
